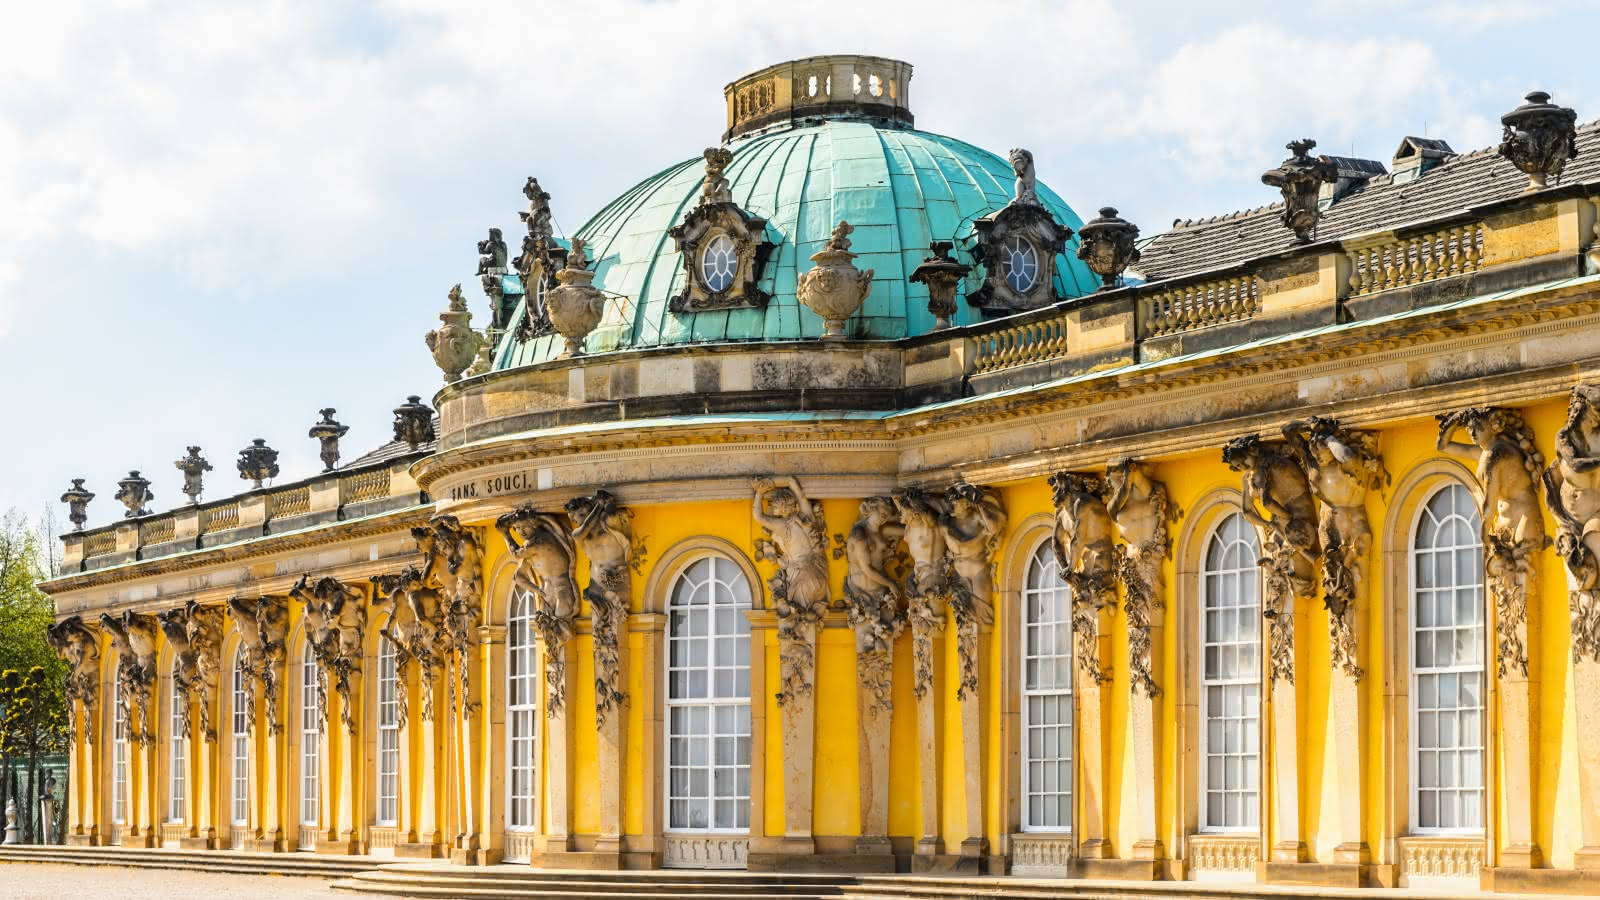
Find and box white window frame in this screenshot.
[1198,512,1262,834]
[167,667,186,823]
[112,678,127,825]
[300,644,320,831]
[506,590,539,834]
[231,651,249,826]
[377,636,400,827]
[1409,483,1487,836]
[664,555,752,835]
[1019,539,1073,834]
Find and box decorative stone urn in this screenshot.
[546,238,607,359]
[908,241,971,330]
[114,471,153,518]
[797,220,874,339]
[173,446,212,504]
[1261,139,1337,243]
[1076,206,1141,290]
[236,439,280,489]
[425,284,483,383]
[308,408,349,472]
[393,395,435,450]
[1499,91,1579,191]
[60,479,94,531]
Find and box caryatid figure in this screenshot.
[892,486,950,700]
[565,489,636,724]
[751,476,830,705]
[1049,472,1118,684]
[1282,417,1388,678]
[843,497,907,714]
[938,479,1007,699]
[1105,459,1174,696]
[497,506,580,717]
[46,616,100,742]
[1547,385,1600,661]
[1437,406,1546,677]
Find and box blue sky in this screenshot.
[1,0,1594,531]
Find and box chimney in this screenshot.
[1391,136,1455,184]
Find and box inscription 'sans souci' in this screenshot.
[449,471,533,501]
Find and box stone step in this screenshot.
[0,844,374,877]
[334,882,842,900]
[339,867,850,897]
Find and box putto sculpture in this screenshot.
[425,283,484,383]
[392,395,435,450]
[1105,458,1174,696]
[1545,384,1600,663]
[797,221,875,339]
[308,409,349,472]
[969,147,1074,315]
[1009,147,1038,205]
[60,479,94,531]
[497,505,579,717]
[513,177,558,340]
[939,479,1006,700]
[908,242,971,330]
[1437,406,1547,677]
[1499,91,1579,191]
[477,226,508,309]
[173,447,212,505]
[1282,417,1388,678]
[545,239,607,359]
[1075,206,1141,291]
[564,489,641,725]
[752,476,830,705]
[114,470,153,518]
[1049,471,1118,683]
[236,439,280,490]
[1261,139,1338,243]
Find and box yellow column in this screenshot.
[1077,605,1110,859]
[541,640,576,855]
[910,595,946,864]
[475,626,504,864]
[955,607,991,863]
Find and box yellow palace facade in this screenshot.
[38,57,1600,895]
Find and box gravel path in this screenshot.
[0,862,382,899]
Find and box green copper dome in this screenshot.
[496,100,1098,369]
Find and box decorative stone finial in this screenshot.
[308,408,349,472]
[425,283,483,383]
[513,177,557,340]
[1009,148,1038,205]
[1076,206,1141,290]
[1261,139,1338,243]
[909,242,971,330]
[236,439,280,490]
[60,479,94,531]
[173,447,212,504]
[797,221,875,339]
[546,237,606,358]
[1499,90,1579,191]
[702,147,734,205]
[393,396,436,450]
[114,471,153,518]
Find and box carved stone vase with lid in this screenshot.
[909,241,970,330]
[425,284,483,383]
[1499,90,1579,191]
[1261,139,1337,242]
[393,395,435,449]
[797,220,874,339]
[1075,207,1141,290]
[173,446,212,504]
[308,408,349,472]
[114,471,153,518]
[545,238,607,359]
[236,439,280,490]
[60,479,94,530]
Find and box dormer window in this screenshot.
[967,147,1074,316]
[1000,236,1040,293]
[701,235,738,293]
[669,147,774,314]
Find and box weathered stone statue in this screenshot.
[46,615,100,743]
[1498,91,1580,191]
[1437,406,1547,677]
[60,479,94,531]
[99,610,160,744]
[701,147,734,205]
[891,486,949,699]
[1049,472,1118,684]
[307,409,349,473]
[1261,139,1337,242]
[939,479,1005,700]
[173,447,212,505]
[513,177,556,339]
[1105,459,1174,696]
[546,238,607,359]
[157,607,201,738]
[371,567,433,728]
[114,471,153,518]
[1009,147,1038,205]
[426,284,484,383]
[497,506,579,717]
[1076,207,1141,291]
[843,496,907,715]
[1546,385,1600,662]
[184,600,224,742]
[796,221,874,339]
[226,595,288,735]
[392,395,436,450]
[565,490,638,724]
[752,476,830,705]
[477,225,508,309]
[908,242,971,330]
[291,574,367,734]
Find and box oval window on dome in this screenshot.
[701,234,738,294]
[1001,235,1040,294]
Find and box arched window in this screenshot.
[300,644,320,840]
[112,678,127,825]
[1200,513,1261,832]
[230,650,249,826]
[506,591,538,836]
[666,556,752,833]
[377,637,400,827]
[1021,539,1072,832]
[168,668,186,823]
[1411,483,1485,833]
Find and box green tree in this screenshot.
[0,511,67,842]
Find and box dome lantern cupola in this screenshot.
[724,54,914,142]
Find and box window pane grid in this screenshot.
[168,673,186,822]
[1201,514,1261,832]
[377,638,400,826]
[667,557,752,833]
[507,592,539,831]
[301,645,319,828]
[113,679,127,824]
[1412,484,1485,834]
[1021,542,1073,832]
[231,656,249,825]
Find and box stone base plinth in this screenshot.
[910,852,982,874]
[119,831,154,848]
[178,836,218,850]
[394,841,446,859]
[244,837,285,853]
[749,850,896,873]
[1500,843,1544,869]
[449,847,500,866]
[1261,861,1362,888]
[66,833,100,847]
[1076,858,1160,880]
[530,849,624,870]
[315,837,360,855]
[1486,866,1600,896]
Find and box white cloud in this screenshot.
[0,260,18,338]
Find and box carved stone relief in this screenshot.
[1545,385,1600,663]
[417,515,484,716]
[497,506,578,718]
[173,447,212,505]
[156,603,224,742]
[371,565,446,726]
[426,284,483,383]
[226,595,289,735]
[840,497,907,715]
[99,610,160,745]
[1105,459,1175,697]
[940,479,1005,700]
[967,148,1074,316]
[1437,407,1547,677]
[46,615,100,744]
[1049,472,1117,685]
[512,177,559,340]
[1283,417,1388,680]
[1260,139,1337,242]
[892,486,948,700]
[1498,91,1580,191]
[752,476,830,706]
[291,575,367,735]
[668,148,773,314]
[565,489,643,726]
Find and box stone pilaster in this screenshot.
[909,593,946,865]
[1575,651,1600,869]
[955,603,990,866]
[1128,604,1163,862]
[541,639,576,855]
